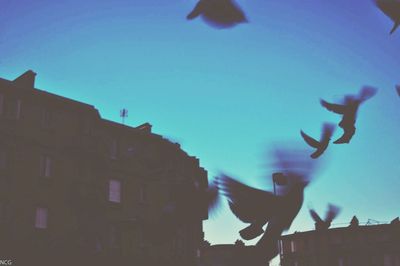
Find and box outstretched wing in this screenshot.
[187,1,203,19]
[325,204,341,223]
[358,86,378,102]
[300,130,320,148]
[320,99,347,114]
[309,209,323,223]
[205,180,220,216]
[217,174,278,223]
[375,0,400,22]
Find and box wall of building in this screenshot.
[0,71,208,266]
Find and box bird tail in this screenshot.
[390,21,400,35]
[239,223,265,240]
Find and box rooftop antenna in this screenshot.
[120,108,128,125]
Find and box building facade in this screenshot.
[200,240,268,266]
[279,219,400,266]
[0,70,209,266]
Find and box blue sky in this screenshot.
[1,0,400,248]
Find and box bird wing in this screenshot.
[309,208,323,223]
[217,174,277,223]
[320,99,347,114]
[322,123,336,139]
[375,0,400,22]
[390,21,400,34]
[325,204,341,223]
[187,1,203,19]
[396,85,400,97]
[358,86,378,102]
[205,180,220,216]
[300,130,320,148]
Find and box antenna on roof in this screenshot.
[120,108,128,125]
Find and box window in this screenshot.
[0,202,5,221]
[290,240,296,253]
[40,155,52,177]
[0,94,3,116]
[110,139,118,159]
[139,185,146,203]
[5,99,21,119]
[384,254,393,266]
[109,224,121,248]
[35,207,48,229]
[41,108,53,128]
[109,179,121,203]
[0,149,6,170]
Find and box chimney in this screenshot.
[13,70,36,89]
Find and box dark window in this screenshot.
[5,98,21,119]
[41,108,53,128]
[39,155,52,177]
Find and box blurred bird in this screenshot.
[300,123,335,159]
[375,0,400,34]
[187,0,247,28]
[309,204,341,230]
[217,147,317,262]
[320,86,377,144]
[396,85,400,97]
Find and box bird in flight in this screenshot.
[309,204,341,230]
[217,147,317,263]
[375,0,400,34]
[300,123,335,159]
[187,0,247,29]
[320,86,377,144]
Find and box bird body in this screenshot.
[301,123,335,158]
[187,0,247,28]
[320,86,377,144]
[217,173,308,262]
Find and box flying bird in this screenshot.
[300,123,335,159]
[320,86,377,144]
[375,0,400,34]
[217,148,317,262]
[187,0,247,29]
[309,204,341,230]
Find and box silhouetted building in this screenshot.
[200,240,268,266]
[0,70,209,266]
[279,218,400,266]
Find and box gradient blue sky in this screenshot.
[1,0,400,248]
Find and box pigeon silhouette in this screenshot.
[217,147,317,262]
[187,0,247,28]
[320,86,377,144]
[375,0,400,34]
[309,204,341,230]
[300,123,335,159]
[396,85,400,97]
